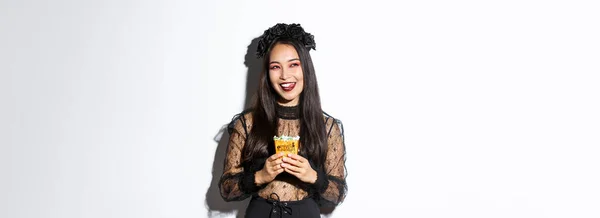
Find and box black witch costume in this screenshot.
[219,23,347,218]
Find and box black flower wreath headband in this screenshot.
[256,23,316,59]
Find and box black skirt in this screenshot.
[245,194,320,218]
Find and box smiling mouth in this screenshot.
[280,82,296,91]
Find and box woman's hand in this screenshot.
[255,153,285,185]
[281,153,318,184]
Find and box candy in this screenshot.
[273,135,300,155]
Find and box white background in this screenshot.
[1,0,599,217]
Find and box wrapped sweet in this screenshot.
[273,135,300,155]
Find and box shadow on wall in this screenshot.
[204,37,261,218]
[204,37,336,217]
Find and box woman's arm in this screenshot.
[311,118,348,206]
[218,114,262,201]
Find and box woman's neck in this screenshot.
[275,103,300,119]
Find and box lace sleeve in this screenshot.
[218,113,262,201]
[311,118,347,206]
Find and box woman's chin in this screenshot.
[278,97,299,105]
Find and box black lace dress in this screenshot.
[219,105,347,217]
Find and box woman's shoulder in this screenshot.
[230,108,254,120]
[322,111,344,139]
[322,111,344,132]
[322,111,342,125]
[227,109,255,134]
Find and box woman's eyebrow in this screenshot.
[270,58,300,64]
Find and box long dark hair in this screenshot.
[242,39,328,169]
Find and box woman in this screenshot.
[219,23,347,218]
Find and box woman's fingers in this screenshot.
[281,156,302,168]
[266,153,314,178]
[284,167,300,176]
[269,152,284,161]
[270,162,283,174]
[281,156,306,174]
[278,154,318,183]
[281,163,302,173]
[263,153,286,178]
[286,153,306,163]
[270,158,282,167]
[267,153,283,169]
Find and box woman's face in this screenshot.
[268,43,304,106]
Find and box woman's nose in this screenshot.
[280,68,290,80]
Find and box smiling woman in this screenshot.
[218,23,347,218]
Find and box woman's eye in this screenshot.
[290,63,299,67]
[270,65,280,70]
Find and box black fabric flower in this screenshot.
[256,23,316,58]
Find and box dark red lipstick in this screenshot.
[280,82,296,92]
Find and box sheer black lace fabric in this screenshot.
[219,105,347,206]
